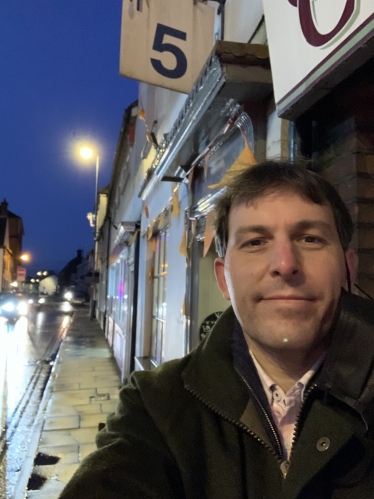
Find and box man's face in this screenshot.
[214,190,355,356]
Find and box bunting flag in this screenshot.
[144,203,149,219]
[138,108,146,121]
[147,220,156,240]
[208,135,256,190]
[158,210,166,229]
[171,189,180,218]
[178,225,188,257]
[128,230,138,247]
[203,210,215,257]
[147,237,157,253]
[181,294,186,316]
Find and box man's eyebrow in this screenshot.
[233,220,334,239]
[293,219,334,233]
[234,225,272,239]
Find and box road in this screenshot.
[0,299,76,498]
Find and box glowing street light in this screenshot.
[78,144,100,320]
[79,146,100,212]
[20,253,30,262]
[80,147,93,160]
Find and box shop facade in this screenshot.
[97,0,374,380]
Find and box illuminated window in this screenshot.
[151,230,168,365]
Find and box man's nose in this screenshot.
[269,241,300,278]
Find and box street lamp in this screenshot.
[79,145,100,320]
[79,147,100,213]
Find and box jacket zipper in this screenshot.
[288,382,317,464]
[236,372,284,460]
[184,384,284,475]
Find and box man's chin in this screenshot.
[251,319,322,350]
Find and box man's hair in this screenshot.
[214,161,354,258]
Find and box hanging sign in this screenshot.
[262,0,374,118]
[17,266,26,282]
[119,0,215,93]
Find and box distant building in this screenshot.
[0,216,12,291]
[58,249,83,291]
[39,274,58,295]
[0,199,24,291]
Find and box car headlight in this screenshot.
[1,301,15,312]
[28,299,34,304]
[64,292,73,300]
[18,301,28,315]
[38,297,45,304]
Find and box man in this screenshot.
[59,161,374,499]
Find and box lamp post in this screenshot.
[79,147,100,320]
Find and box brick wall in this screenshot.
[297,63,374,299]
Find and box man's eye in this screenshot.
[241,239,265,249]
[249,239,263,246]
[301,235,324,244]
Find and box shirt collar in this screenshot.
[249,349,326,403]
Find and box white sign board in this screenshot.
[17,266,26,282]
[120,0,215,94]
[262,0,374,118]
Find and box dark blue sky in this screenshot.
[0,0,138,274]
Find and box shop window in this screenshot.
[151,230,168,365]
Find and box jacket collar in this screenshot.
[181,307,250,422]
[182,290,374,427]
[317,289,374,424]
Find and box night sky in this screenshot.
[0,0,138,275]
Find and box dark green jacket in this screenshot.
[59,290,374,498]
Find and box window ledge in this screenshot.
[134,356,158,371]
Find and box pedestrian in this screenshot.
[59,160,374,499]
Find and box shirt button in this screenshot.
[316,437,330,452]
[273,390,282,402]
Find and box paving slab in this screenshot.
[33,463,79,483]
[53,382,80,391]
[43,415,80,431]
[101,400,120,413]
[80,413,108,428]
[16,309,122,499]
[37,445,80,464]
[79,443,97,461]
[45,404,79,417]
[26,480,66,498]
[79,379,121,389]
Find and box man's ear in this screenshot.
[214,258,231,301]
[345,248,356,291]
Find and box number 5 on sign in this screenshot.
[119,0,215,94]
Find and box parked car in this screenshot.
[0,292,29,323]
[64,290,87,305]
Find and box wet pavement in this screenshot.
[12,307,122,499]
[0,300,78,499]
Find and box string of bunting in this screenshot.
[208,132,256,190]
[144,185,181,255]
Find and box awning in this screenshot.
[139,41,272,200]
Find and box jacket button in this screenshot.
[316,437,330,452]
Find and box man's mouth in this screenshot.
[263,295,315,301]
